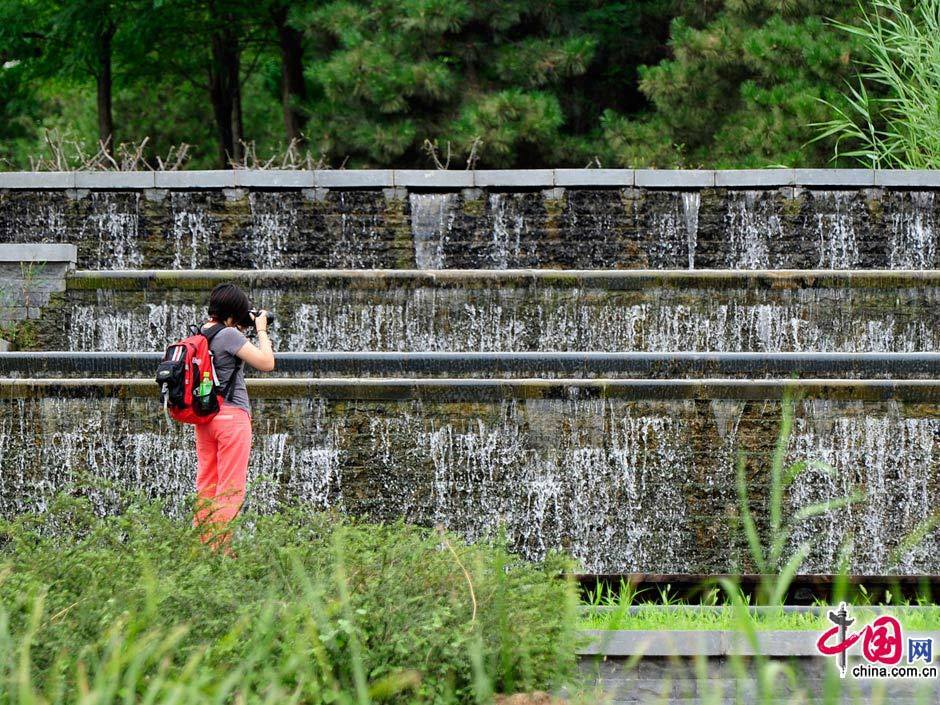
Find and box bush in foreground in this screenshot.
[0,495,580,704]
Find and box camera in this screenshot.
[242,309,275,329]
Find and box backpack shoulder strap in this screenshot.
[200,322,227,343]
[221,359,244,402]
[199,323,243,403]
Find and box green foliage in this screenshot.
[814,0,940,168]
[0,0,907,168]
[301,0,598,167]
[603,0,865,167]
[0,495,579,704]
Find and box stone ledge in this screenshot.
[875,170,940,187]
[74,171,155,189]
[0,169,938,189]
[473,169,554,187]
[316,170,394,188]
[0,172,75,188]
[65,268,940,292]
[793,168,875,187]
[577,629,940,657]
[635,169,714,188]
[554,169,634,186]
[154,170,235,188]
[0,243,77,264]
[4,351,940,380]
[714,169,794,187]
[393,170,474,188]
[234,170,314,188]
[4,377,940,402]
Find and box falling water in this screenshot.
[725,191,777,268]
[68,294,205,351]
[649,192,700,268]
[327,192,386,268]
[68,283,940,353]
[410,193,457,269]
[84,193,143,268]
[368,399,695,572]
[248,192,294,268]
[787,400,940,573]
[889,192,937,269]
[812,191,860,269]
[0,398,342,519]
[488,194,529,268]
[3,196,68,243]
[170,193,216,269]
[7,392,936,574]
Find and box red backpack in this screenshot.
[156,323,242,424]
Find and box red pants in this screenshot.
[194,404,252,543]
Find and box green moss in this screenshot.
[384,196,416,268]
[0,319,39,350]
[460,193,486,217]
[781,189,805,218]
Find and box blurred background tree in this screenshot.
[0,0,885,169]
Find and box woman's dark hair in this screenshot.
[208,283,251,325]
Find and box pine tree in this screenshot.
[296,0,598,167]
[603,0,864,167]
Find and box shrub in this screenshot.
[0,494,579,704]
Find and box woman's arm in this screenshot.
[235,311,275,372]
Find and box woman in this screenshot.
[195,282,275,548]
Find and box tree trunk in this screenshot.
[96,24,116,158]
[208,25,242,167]
[272,6,307,144]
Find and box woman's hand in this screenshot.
[235,311,275,372]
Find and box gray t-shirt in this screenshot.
[205,325,250,414]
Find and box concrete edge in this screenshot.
[576,629,940,657]
[3,378,940,403]
[64,268,940,292]
[0,169,939,189]
[0,243,77,264]
[473,169,555,187]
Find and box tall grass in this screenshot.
[813,0,940,168]
[0,497,581,704]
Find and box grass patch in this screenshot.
[581,604,940,632]
[580,582,940,632]
[0,494,581,704]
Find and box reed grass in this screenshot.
[813,0,940,168]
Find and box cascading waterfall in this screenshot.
[5,392,935,573]
[0,398,342,519]
[68,294,205,351]
[488,194,528,268]
[410,193,457,269]
[248,192,295,268]
[889,191,937,269]
[4,198,68,243]
[84,193,143,269]
[648,192,700,268]
[329,192,385,268]
[812,191,860,269]
[70,284,940,353]
[368,399,695,572]
[786,400,940,574]
[724,191,777,269]
[682,192,701,268]
[171,193,216,269]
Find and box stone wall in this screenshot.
[1,170,939,270]
[28,270,940,353]
[2,379,939,575]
